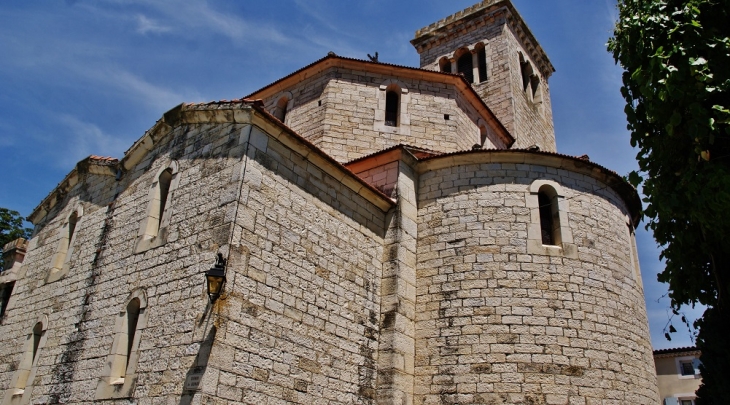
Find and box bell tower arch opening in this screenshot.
[411,0,557,151]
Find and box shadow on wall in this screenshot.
[179,325,217,405]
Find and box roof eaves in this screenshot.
[418,148,642,226]
[244,54,514,146]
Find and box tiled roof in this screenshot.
[89,155,119,165]
[242,53,514,147]
[653,347,700,356]
[243,53,467,100]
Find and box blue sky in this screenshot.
[0,0,701,349]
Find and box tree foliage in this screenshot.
[608,0,730,402]
[0,207,31,268]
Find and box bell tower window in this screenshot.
[476,45,487,83]
[457,51,474,83]
[439,57,452,74]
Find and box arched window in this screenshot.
[385,90,399,127]
[531,75,543,107]
[47,206,83,283]
[4,316,48,402]
[476,45,487,83]
[51,211,77,270]
[274,96,289,122]
[519,52,541,102]
[527,180,576,257]
[376,80,410,134]
[457,51,474,83]
[439,57,452,74]
[519,53,533,93]
[96,290,147,399]
[15,322,43,391]
[538,185,561,246]
[136,161,179,253]
[115,298,141,379]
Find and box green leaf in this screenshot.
[670,112,682,126]
[628,171,643,187]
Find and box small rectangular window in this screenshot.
[444,114,450,120]
[680,361,695,376]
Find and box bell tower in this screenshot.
[411,0,557,151]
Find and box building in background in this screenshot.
[0,1,659,404]
[654,347,702,405]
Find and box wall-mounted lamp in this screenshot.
[205,253,226,303]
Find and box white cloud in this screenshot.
[293,0,356,40]
[96,0,291,45]
[53,114,129,168]
[100,68,193,110]
[135,14,170,35]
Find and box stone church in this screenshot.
[0,1,659,404]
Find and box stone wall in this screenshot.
[259,67,495,163]
[413,5,556,151]
[501,25,555,151]
[414,159,657,404]
[206,124,387,404]
[0,107,390,405]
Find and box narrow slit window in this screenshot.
[67,212,78,247]
[538,185,561,246]
[31,323,42,367]
[14,321,45,392]
[47,207,83,282]
[97,290,147,399]
[385,90,399,127]
[125,298,141,371]
[457,52,474,83]
[136,162,179,253]
[157,169,172,230]
[538,192,554,245]
[111,298,141,382]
